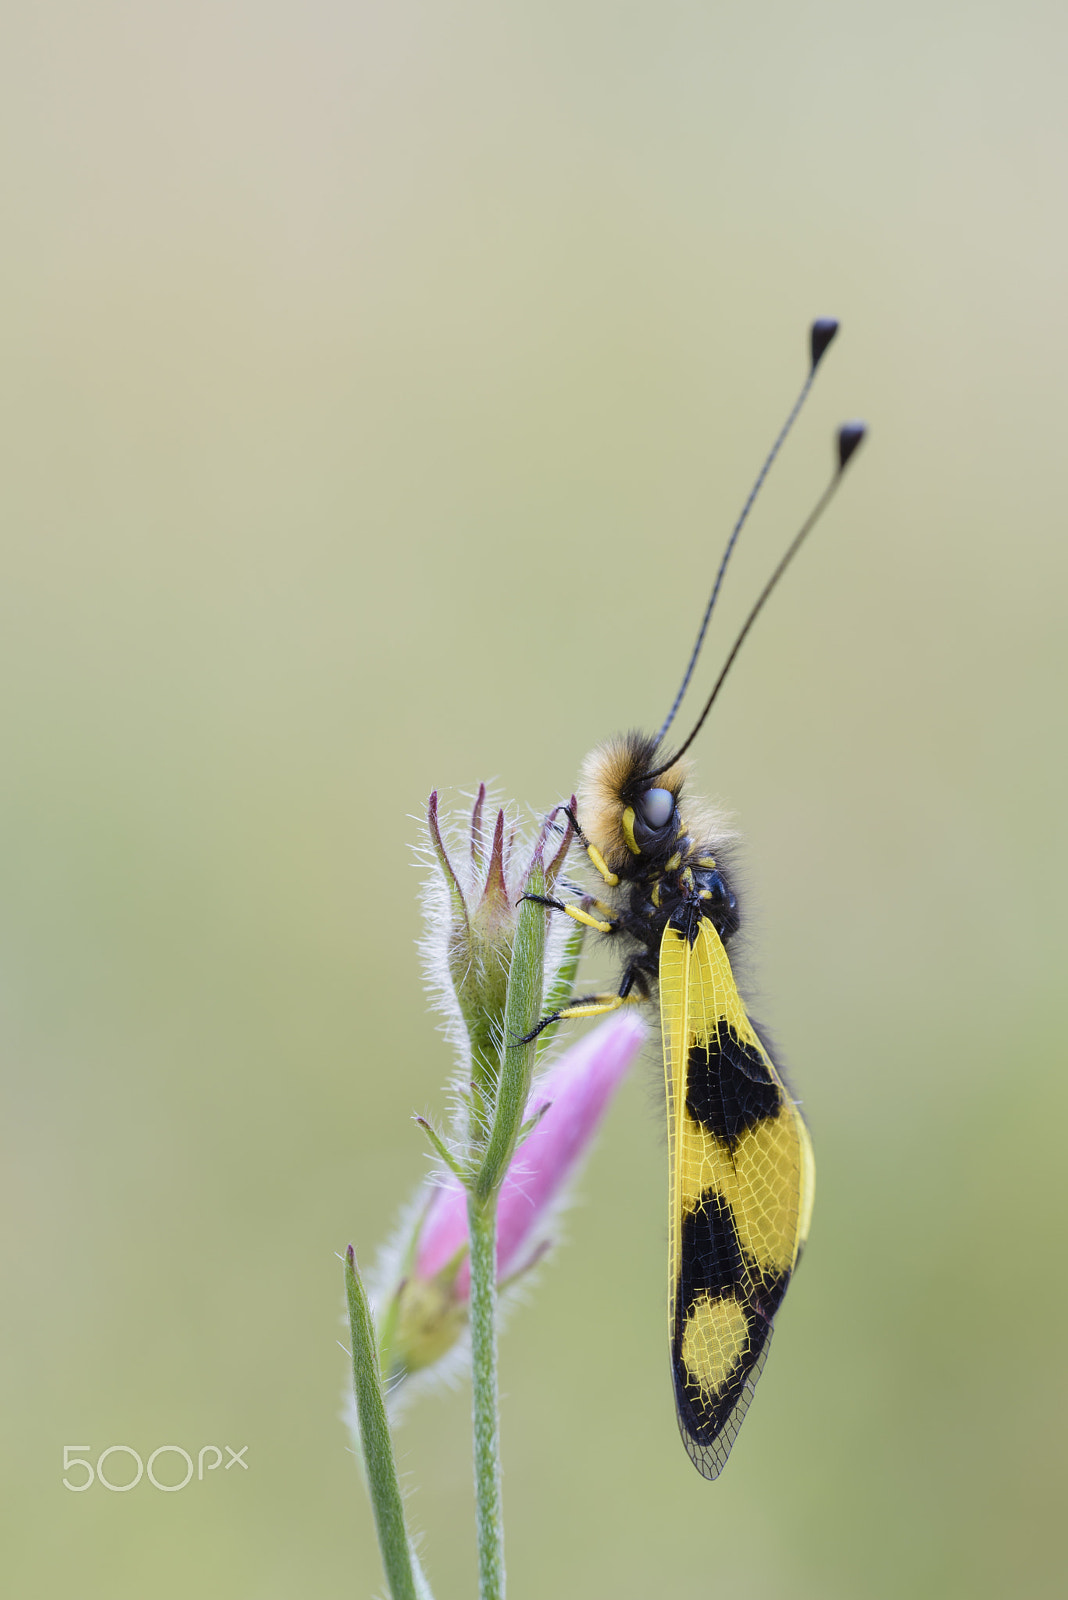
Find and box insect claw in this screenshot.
[517,1013,558,1045]
[517,891,566,913]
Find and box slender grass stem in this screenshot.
[344,1246,422,1600]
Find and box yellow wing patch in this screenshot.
[660,916,815,1479]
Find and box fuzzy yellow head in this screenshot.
[577,730,732,879]
[577,731,691,875]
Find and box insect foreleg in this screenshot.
[519,892,617,936]
[561,804,620,888]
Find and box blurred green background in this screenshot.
[2,3,1065,1596]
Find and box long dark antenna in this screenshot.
[642,422,867,782]
[655,317,842,746]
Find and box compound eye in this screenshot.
[637,787,674,830]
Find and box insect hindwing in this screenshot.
[660,914,815,1479]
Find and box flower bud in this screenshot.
[423,786,575,1137]
[425,787,515,1056]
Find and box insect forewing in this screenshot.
[660,916,814,1478]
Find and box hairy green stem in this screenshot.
[344,1246,421,1600]
[466,859,548,1598]
[467,1192,504,1600]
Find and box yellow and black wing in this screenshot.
[659,914,815,1479]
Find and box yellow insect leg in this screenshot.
[553,993,645,1022]
[559,904,615,935]
[584,843,619,887]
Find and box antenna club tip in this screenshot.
[810,318,840,367]
[836,420,867,470]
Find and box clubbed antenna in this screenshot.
[655,317,841,745]
[643,421,868,781]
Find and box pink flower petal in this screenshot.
[415,1012,645,1296]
